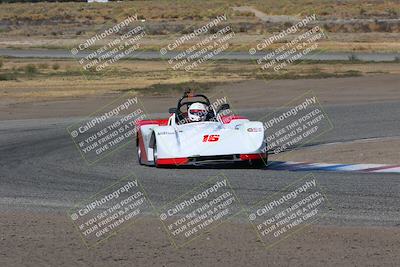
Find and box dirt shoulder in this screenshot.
[1,74,400,120]
[1,210,399,267]
[214,74,400,109]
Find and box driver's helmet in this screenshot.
[188,102,208,122]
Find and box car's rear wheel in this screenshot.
[248,152,268,168]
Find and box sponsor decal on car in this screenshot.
[247,127,262,132]
[158,131,175,135]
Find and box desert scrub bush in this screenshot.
[0,73,17,81]
[24,64,39,75]
[52,63,60,70]
[38,63,49,69]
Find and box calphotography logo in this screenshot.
[68,175,154,248]
[247,174,332,249]
[250,14,328,73]
[67,92,149,164]
[158,174,244,248]
[70,15,146,74]
[254,90,334,165]
[161,14,236,72]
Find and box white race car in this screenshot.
[136,92,267,167]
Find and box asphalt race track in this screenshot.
[1,48,400,61]
[1,101,399,227]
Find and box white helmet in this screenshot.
[188,102,208,122]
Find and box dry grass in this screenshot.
[1,57,398,103]
[2,33,400,52]
[1,1,400,52]
[1,1,399,22]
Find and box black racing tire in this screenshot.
[136,136,143,165]
[249,152,268,168]
[152,133,158,167]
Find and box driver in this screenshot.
[188,102,208,122]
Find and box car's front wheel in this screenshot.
[150,132,159,167]
[153,139,158,167]
[136,137,143,165]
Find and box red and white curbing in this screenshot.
[268,161,400,174]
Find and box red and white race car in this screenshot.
[135,92,267,167]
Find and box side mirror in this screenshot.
[169,107,177,114]
[217,103,230,113]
